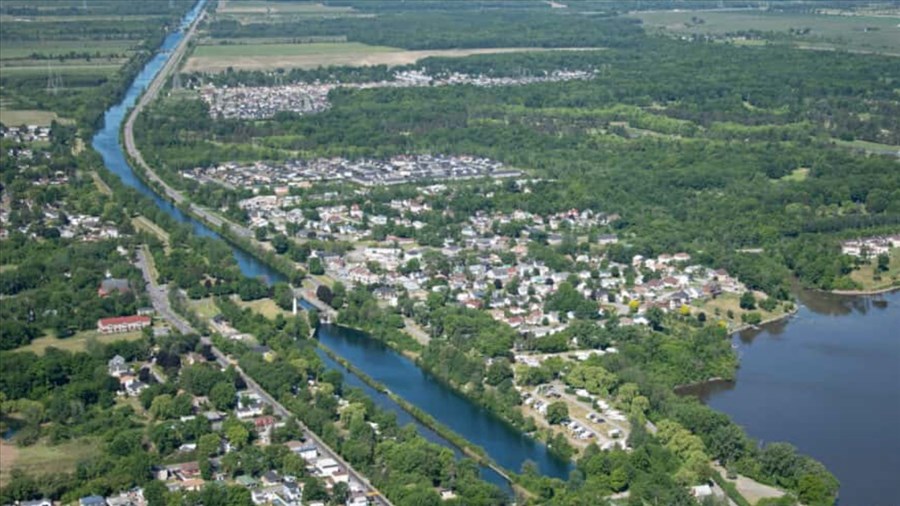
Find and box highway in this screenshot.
[135,246,392,505]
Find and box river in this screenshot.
[685,289,900,505]
[88,0,568,489]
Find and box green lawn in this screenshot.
[847,248,900,292]
[18,329,144,355]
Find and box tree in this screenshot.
[546,401,569,425]
[316,284,334,306]
[739,291,756,310]
[708,424,746,465]
[646,307,664,330]
[149,394,175,420]
[189,432,219,458]
[271,234,289,254]
[308,257,324,275]
[225,422,250,449]
[331,482,350,505]
[143,479,168,506]
[876,253,890,273]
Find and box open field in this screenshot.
[184,43,591,72]
[17,329,144,355]
[778,167,809,183]
[832,138,900,157]
[237,297,292,319]
[189,297,221,320]
[217,0,354,15]
[847,249,900,292]
[0,437,102,486]
[0,40,135,60]
[0,109,60,126]
[691,292,791,331]
[629,10,900,54]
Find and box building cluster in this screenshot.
[200,69,595,119]
[0,124,51,142]
[188,154,521,189]
[318,225,743,339]
[93,344,378,506]
[840,235,900,257]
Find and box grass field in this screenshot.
[0,109,60,126]
[0,437,102,486]
[184,43,587,72]
[847,249,900,292]
[189,297,221,320]
[692,292,791,330]
[0,41,135,60]
[17,329,144,355]
[778,167,810,183]
[832,138,900,157]
[92,172,113,195]
[629,10,900,54]
[237,297,292,319]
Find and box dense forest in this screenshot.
[208,10,644,50]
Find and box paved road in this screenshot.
[135,246,391,505]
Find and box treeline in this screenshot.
[208,11,644,50]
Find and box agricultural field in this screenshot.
[183,41,572,71]
[0,0,194,127]
[0,109,61,127]
[630,10,900,55]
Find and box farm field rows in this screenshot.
[630,10,900,54]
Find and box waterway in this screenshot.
[684,289,900,505]
[88,0,565,490]
[89,1,900,500]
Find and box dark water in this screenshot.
[88,1,559,488]
[314,321,574,480]
[687,290,900,505]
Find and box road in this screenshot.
[135,246,391,505]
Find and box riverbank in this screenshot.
[830,285,900,296]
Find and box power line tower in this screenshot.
[46,61,63,95]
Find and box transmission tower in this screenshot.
[46,62,63,95]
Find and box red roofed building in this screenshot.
[97,315,151,334]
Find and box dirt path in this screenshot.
[0,440,20,485]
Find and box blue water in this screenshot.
[694,290,900,506]
[90,0,276,283]
[313,318,573,480]
[88,0,566,487]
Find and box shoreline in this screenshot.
[829,285,900,296]
[727,305,799,336]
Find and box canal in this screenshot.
[685,289,900,505]
[89,0,570,488]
